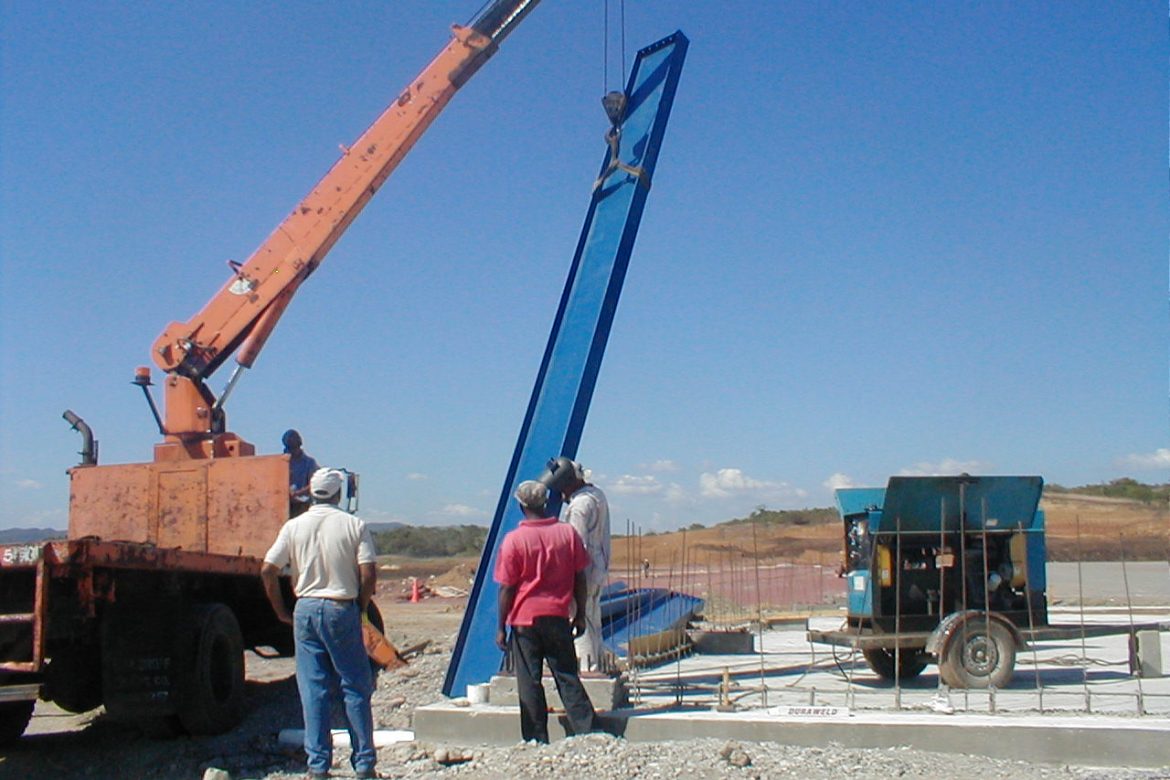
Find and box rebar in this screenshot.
[1118,531,1146,714]
[752,520,767,707]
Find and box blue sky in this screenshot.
[1,2,1166,533]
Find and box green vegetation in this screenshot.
[372,524,487,557]
[726,505,837,527]
[1046,478,1170,505]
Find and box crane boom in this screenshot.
[148,1,539,457]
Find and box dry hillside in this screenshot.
[1042,491,1169,561]
[611,492,1169,569]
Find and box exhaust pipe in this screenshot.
[62,410,98,466]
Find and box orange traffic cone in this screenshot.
[410,577,421,603]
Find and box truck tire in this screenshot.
[938,619,1016,689]
[177,604,245,735]
[0,700,34,745]
[45,646,103,714]
[862,647,928,681]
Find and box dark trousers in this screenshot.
[509,616,596,743]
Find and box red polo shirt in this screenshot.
[494,517,589,626]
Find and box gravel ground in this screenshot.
[256,640,1169,780]
[4,599,1169,780]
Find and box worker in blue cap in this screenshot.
[283,429,319,518]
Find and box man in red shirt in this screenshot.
[494,480,597,743]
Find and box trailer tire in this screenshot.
[862,647,928,681]
[0,700,34,745]
[177,604,245,735]
[938,619,1016,689]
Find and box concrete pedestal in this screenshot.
[1130,630,1164,677]
[487,673,628,710]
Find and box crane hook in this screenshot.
[593,90,650,193]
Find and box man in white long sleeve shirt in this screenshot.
[545,458,610,672]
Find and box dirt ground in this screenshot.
[2,592,466,780]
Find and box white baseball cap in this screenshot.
[310,468,344,498]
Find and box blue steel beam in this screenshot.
[443,31,688,696]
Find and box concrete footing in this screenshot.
[485,673,628,710]
[1131,630,1164,677]
[412,703,1170,769]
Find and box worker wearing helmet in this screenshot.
[542,457,611,673]
[261,467,378,779]
[283,429,319,518]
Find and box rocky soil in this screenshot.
[3,596,1168,780]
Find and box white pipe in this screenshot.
[278,729,414,748]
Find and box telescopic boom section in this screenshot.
[147,1,539,456]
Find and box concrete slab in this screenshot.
[1047,561,1170,606]
[413,702,1170,768]
[414,606,1170,768]
[487,674,628,710]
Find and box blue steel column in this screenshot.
[443,31,688,696]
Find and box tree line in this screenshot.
[371,524,487,557]
[1046,478,1169,505]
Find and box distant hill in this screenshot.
[0,528,66,544]
[365,521,406,534]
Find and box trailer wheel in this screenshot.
[862,647,928,681]
[938,619,1016,689]
[177,604,245,735]
[0,701,34,745]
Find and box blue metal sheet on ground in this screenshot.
[598,586,704,660]
[442,31,688,696]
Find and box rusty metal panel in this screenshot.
[156,467,208,551]
[68,455,288,559]
[207,455,288,558]
[79,540,267,576]
[69,463,155,543]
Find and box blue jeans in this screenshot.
[293,597,376,775]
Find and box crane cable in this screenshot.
[602,0,627,94]
[608,0,627,93]
[595,0,648,193]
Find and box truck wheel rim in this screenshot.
[962,636,998,676]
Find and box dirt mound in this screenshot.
[428,562,476,590]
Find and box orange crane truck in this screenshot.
[0,0,540,742]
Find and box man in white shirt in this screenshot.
[543,457,611,672]
[261,467,378,780]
